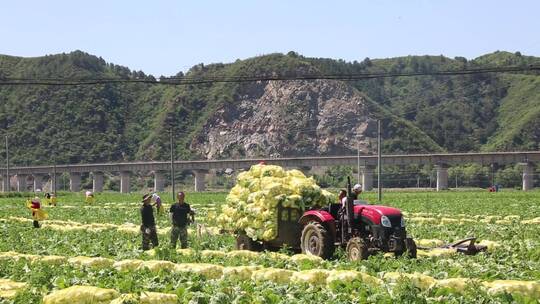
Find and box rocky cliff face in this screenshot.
[190,80,377,159]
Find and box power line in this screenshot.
[0,65,538,86]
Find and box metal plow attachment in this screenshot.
[418,237,488,255]
[444,237,487,255]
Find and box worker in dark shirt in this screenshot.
[169,191,195,248]
[140,193,159,250]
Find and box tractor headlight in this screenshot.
[381,216,392,228]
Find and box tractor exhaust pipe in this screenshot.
[346,177,354,231]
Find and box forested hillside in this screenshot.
[0,51,157,165]
[304,51,539,152]
[0,50,538,166]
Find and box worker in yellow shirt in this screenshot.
[44,193,51,205]
[27,197,48,228]
[50,193,58,206]
[85,191,95,204]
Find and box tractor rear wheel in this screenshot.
[346,237,369,261]
[300,222,334,259]
[236,234,263,252]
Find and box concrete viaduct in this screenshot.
[1,151,538,193]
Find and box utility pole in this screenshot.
[492,164,495,186]
[5,135,9,192]
[170,127,175,203]
[53,162,57,195]
[357,140,361,184]
[377,119,382,202]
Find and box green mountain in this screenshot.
[304,51,539,152]
[144,54,443,161]
[483,74,540,150]
[0,50,538,166]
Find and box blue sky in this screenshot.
[1,0,539,76]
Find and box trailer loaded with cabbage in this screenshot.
[218,164,485,260]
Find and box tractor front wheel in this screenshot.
[395,237,417,258]
[404,237,417,258]
[236,234,263,252]
[300,222,334,259]
[346,237,369,261]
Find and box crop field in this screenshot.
[0,190,539,303]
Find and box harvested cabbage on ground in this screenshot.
[43,285,120,304]
[0,279,27,299]
[217,164,335,241]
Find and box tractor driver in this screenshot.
[352,184,362,198]
[341,184,363,207]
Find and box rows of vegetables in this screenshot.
[0,186,539,303]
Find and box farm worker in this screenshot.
[85,191,95,204]
[152,193,163,215]
[140,193,159,250]
[341,184,363,206]
[169,191,195,249]
[27,197,47,228]
[50,193,57,206]
[44,193,51,205]
[352,183,363,198]
[337,189,347,204]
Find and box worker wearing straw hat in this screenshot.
[140,193,159,250]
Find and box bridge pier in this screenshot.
[69,172,81,192]
[153,170,166,192]
[33,174,47,192]
[194,170,208,192]
[92,172,104,193]
[435,165,449,191]
[120,171,131,193]
[361,166,375,191]
[521,163,534,191]
[16,174,28,192]
[2,176,9,192]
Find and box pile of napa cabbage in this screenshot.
[217,164,334,241]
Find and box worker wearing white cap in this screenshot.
[341,183,363,206]
[352,184,362,197]
[85,191,95,204]
[152,193,163,215]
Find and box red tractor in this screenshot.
[236,177,417,260]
